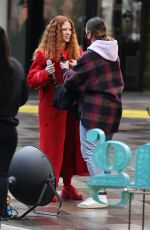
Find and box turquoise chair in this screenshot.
[87,129,150,207]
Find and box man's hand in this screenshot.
[69,59,77,67]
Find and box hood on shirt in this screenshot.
[87,39,118,62]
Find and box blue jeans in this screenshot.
[79,121,113,176]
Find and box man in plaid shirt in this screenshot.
[60,17,124,208]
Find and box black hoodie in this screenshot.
[0,57,28,125]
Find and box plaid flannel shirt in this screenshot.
[64,50,124,134]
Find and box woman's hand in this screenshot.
[60,60,69,70]
[45,63,55,76]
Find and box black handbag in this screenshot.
[53,82,78,110]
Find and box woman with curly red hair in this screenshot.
[27,15,88,201]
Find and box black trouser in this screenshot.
[0,123,17,216]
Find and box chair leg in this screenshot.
[142,189,146,230]
[128,192,132,230]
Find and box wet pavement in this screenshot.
[1,91,150,230]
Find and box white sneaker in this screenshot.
[77,195,108,209]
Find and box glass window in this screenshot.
[7,0,28,68]
[122,0,142,41]
[121,0,142,89]
[97,0,114,35]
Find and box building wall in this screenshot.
[0,0,8,30]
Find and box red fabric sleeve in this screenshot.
[27,51,50,89]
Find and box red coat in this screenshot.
[27,50,88,184]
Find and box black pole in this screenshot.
[85,0,98,21]
[112,0,122,55]
[83,0,98,50]
[25,0,44,73]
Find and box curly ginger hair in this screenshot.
[36,15,80,61]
